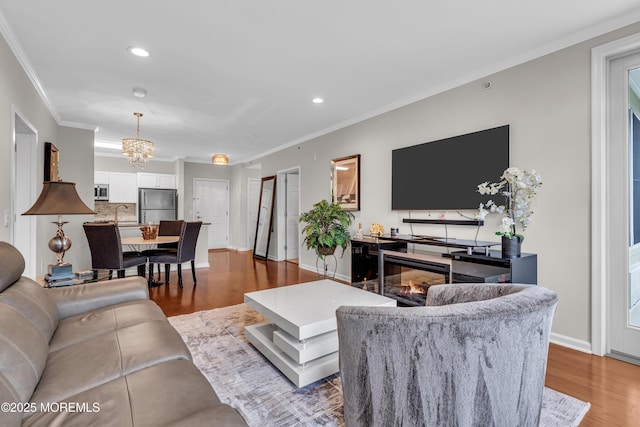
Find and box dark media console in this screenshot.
[351,236,537,292]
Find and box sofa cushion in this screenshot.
[22,360,247,427]
[0,277,58,343]
[49,300,167,352]
[0,373,21,427]
[30,318,192,406]
[0,303,48,403]
[0,242,25,292]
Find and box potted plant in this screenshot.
[299,199,355,259]
[477,167,542,258]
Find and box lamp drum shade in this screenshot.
[22,181,95,216]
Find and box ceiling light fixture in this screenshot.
[132,87,147,98]
[127,46,150,57]
[122,112,153,169]
[212,154,229,165]
[312,97,324,104]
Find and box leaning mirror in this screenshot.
[253,175,277,260]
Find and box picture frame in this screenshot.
[44,142,59,182]
[331,154,360,211]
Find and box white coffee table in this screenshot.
[244,279,396,387]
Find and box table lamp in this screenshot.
[22,181,95,279]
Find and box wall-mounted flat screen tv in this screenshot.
[392,125,509,211]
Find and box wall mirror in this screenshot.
[253,175,277,260]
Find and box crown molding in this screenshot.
[0,9,61,123]
[244,7,640,165]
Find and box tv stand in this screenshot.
[351,236,537,288]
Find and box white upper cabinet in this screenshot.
[94,171,109,185]
[137,173,176,189]
[107,172,138,203]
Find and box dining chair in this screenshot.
[83,222,148,279]
[148,221,202,288]
[143,220,184,280]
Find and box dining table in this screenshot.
[121,235,180,252]
[120,235,180,287]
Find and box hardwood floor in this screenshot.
[150,250,640,426]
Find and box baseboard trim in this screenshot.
[229,245,251,252]
[550,332,592,354]
[299,263,350,283]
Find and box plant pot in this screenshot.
[501,235,521,258]
[317,246,336,256]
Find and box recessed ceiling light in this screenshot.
[127,46,150,57]
[312,97,324,104]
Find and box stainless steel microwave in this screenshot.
[94,184,109,201]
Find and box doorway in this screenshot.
[277,168,300,263]
[12,109,37,277]
[593,35,640,362]
[607,53,640,362]
[193,179,229,249]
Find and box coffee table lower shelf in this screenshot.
[244,322,338,388]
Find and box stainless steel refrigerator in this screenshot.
[138,188,177,223]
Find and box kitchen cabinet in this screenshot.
[107,172,138,203]
[94,171,109,185]
[95,171,137,203]
[137,173,176,189]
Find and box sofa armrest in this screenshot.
[45,276,149,319]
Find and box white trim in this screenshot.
[591,32,640,357]
[550,333,593,354]
[299,263,350,284]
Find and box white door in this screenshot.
[285,172,300,260]
[247,178,261,250]
[13,113,37,277]
[193,179,229,249]
[608,52,640,359]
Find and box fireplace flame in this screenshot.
[405,280,425,295]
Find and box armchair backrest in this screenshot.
[336,283,559,427]
[83,223,125,270]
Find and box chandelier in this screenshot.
[122,112,153,168]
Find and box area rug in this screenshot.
[168,304,590,427]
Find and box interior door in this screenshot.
[193,179,229,249]
[285,172,300,260]
[608,53,640,359]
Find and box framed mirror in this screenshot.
[253,175,277,260]
[332,154,360,211]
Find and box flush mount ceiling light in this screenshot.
[122,112,153,169]
[132,87,147,98]
[212,154,229,165]
[312,97,324,104]
[127,46,150,57]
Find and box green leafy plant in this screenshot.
[299,200,355,259]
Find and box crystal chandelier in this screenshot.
[122,112,153,168]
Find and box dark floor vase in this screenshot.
[502,235,521,258]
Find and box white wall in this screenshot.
[252,21,640,346]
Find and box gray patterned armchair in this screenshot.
[336,283,558,427]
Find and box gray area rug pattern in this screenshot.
[168,304,589,427]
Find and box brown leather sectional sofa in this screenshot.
[0,242,247,426]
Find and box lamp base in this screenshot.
[47,263,73,280]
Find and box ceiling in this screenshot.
[2,1,640,165]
